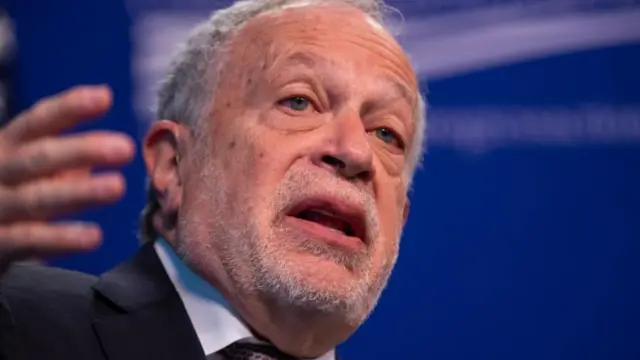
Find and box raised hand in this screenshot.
[0,85,135,274]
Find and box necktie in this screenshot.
[217,342,299,360]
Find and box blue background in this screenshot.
[4,0,640,359]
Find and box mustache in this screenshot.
[273,167,380,244]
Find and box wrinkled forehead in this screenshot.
[223,3,418,99]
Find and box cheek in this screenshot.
[375,179,406,245]
[222,127,295,207]
[372,146,404,178]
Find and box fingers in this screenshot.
[1,85,112,143]
[0,131,135,185]
[51,168,93,180]
[0,172,126,222]
[0,85,128,271]
[0,222,102,262]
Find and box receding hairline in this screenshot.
[261,0,387,24]
[224,0,395,53]
[220,2,417,103]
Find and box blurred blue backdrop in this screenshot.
[4,0,640,359]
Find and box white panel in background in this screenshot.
[130,12,207,128]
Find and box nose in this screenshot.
[311,110,374,181]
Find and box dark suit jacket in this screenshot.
[0,242,208,360]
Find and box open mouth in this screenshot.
[286,197,367,245]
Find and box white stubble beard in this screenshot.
[175,152,399,326]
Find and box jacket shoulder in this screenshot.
[1,263,98,313]
[0,264,103,359]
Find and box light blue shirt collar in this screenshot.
[154,238,335,360]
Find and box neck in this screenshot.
[232,295,352,358]
[163,236,351,357]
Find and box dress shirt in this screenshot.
[154,239,336,360]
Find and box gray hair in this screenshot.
[139,0,427,242]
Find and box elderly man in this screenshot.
[0,0,425,359]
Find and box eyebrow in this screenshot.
[272,51,415,107]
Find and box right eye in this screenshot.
[278,96,315,113]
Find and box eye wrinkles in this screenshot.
[268,51,414,141]
[274,89,410,161]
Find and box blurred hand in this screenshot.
[0,85,135,275]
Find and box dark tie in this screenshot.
[217,342,299,360]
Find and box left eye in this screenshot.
[374,128,403,149]
[279,96,312,112]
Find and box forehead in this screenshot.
[224,3,418,97]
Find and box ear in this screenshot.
[142,120,189,241]
[402,197,410,225]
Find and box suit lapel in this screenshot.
[92,242,206,360]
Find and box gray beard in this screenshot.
[175,155,398,326]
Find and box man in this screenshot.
[0,0,426,359]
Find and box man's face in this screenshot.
[177,4,418,326]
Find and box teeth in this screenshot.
[313,209,337,217]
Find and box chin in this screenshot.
[294,252,364,285]
[255,252,379,324]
